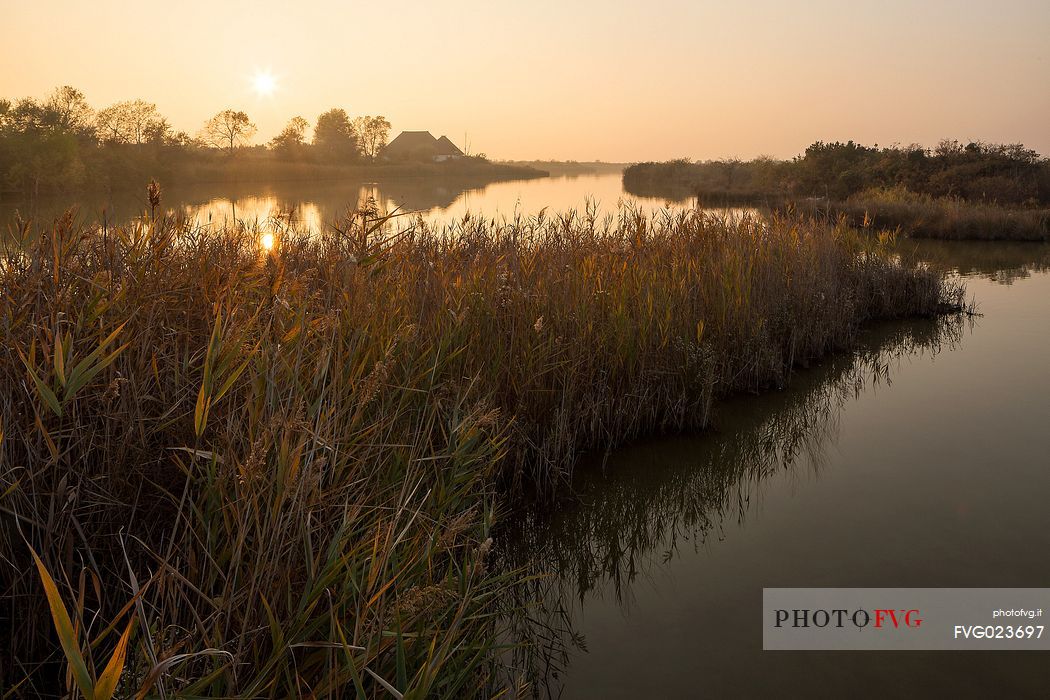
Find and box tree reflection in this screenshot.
[897,239,1050,286]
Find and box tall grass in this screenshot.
[1,199,958,696]
[829,187,1050,241]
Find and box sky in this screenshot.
[2,0,1048,161]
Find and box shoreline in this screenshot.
[619,183,1050,242]
[0,159,550,200]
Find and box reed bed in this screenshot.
[824,187,1050,241]
[0,200,958,697]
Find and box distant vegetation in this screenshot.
[1,199,958,695]
[623,141,1050,240]
[498,160,628,176]
[0,86,539,196]
[624,140,1050,203]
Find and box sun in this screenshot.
[251,70,277,97]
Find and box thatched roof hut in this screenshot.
[383,131,465,161]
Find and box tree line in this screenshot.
[0,86,392,194]
[623,140,1050,206]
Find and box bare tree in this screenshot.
[45,86,94,134]
[95,100,167,144]
[201,109,256,152]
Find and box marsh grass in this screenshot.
[1,201,957,696]
[791,187,1050,241]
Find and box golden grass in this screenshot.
[808,187,1050,241]
[0,200,958,696]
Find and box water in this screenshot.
[507,240,1050,698]
[1,172,694,232]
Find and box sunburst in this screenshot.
[251,70,277,97]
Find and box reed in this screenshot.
[0,200,958,696]
[830,187,1050,241]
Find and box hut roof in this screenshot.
[434,135,464,156]
[383,131,465,158]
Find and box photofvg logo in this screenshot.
[774,608,923,630]
[763,589,1050,651]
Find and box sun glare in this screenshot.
[252,70,277,97]
[260,232,276,250]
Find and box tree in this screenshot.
[0,99,13,131]
[715,158,742,190]
[95,100,168,145]
[313,108,357,162]
[165,130,195,148]
[7,98,47,133]
[797,140,878,199]
[44,86,94,136]
[201,109,256,152]
[353,115,391,161]
[269,116,310,158]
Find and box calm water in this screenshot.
[507,240,1050,698]
[1,173,695,232]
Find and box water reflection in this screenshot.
[499,313,968,696]
[259,230,276,251]
[3,178,467,233]
[898,238,1050,285]
[2,173,695,234]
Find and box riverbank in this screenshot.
[621,180,1050,242]
[165,155,549,188]
[497,160,628,177]
[623,147,1050,241]
[1,207,959,696]
[0,154,548,200]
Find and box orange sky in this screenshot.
[3,0,1048,161]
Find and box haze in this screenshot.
[2,0,1048,160]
